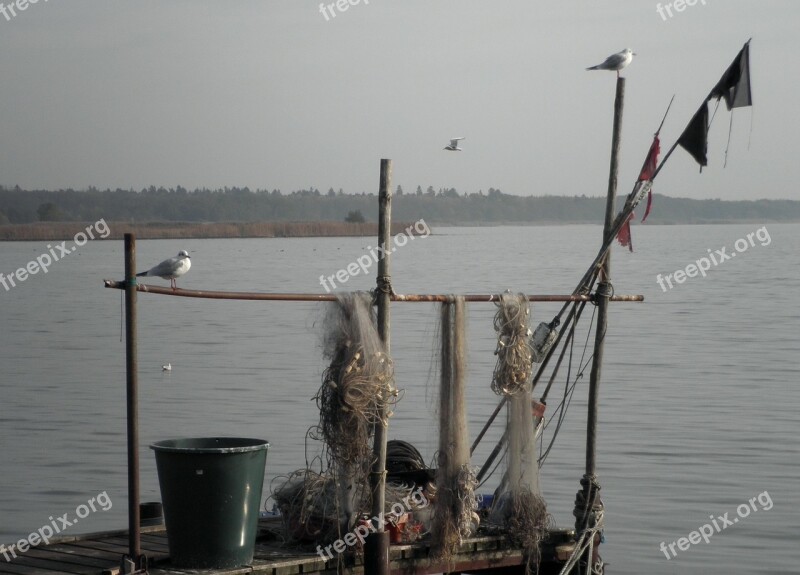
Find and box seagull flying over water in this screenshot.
[444,137,465,151]
[587,48,636,78]
[137,250,191,290]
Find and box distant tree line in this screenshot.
[1,185,799,225]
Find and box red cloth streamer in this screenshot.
[616,212,635,252]
[617,134,662,252]
[638,135,661,182]
[638,135,660,223]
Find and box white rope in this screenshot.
[557,509,605,575]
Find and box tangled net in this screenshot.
[432,461,479,566]
[487,385,551,574]
[432,297,478,566]
[491,292,533,396]
[272,468,427,544]
[312,292,397,467]
[273,293,399,545]
[489,489,553,574]
[272,469,337,542]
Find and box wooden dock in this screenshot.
[1,518,576,575]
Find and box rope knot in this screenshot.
[375,275,394,295]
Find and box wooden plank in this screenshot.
[472,538,503,553]
[33,544,117,563]
[253,556,327,571]
[47,543,121,567]
[60,540,132,555]
[12,547,116,570]
[138,533,169,546]
[388,548,524,575]
[1,554,90,575]
[0,560,57,575]
[29,525,165,548]
[102,536,169,554]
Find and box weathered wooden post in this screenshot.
[123,233,144,573]
[575,76,624,574]
[365,159,392,575]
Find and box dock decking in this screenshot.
[1,519,575,575]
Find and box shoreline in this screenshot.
[0,221,422,241]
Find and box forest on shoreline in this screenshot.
[1,186,798,240]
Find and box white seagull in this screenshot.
[162,363,172,372]
[587,48,636,78]
[137,250,191,290]
[444,137,465,151]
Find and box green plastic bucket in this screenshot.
[151,437,269,569]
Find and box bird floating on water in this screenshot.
[587,48,636,78]
[162,363,172,372]
[137,250,191,290]
[444,137,465,151]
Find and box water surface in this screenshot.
[1,224,797,574]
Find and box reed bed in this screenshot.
[0,221,422,241]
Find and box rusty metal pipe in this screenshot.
[103,281,644,303]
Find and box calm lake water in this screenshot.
[1,224,798,574]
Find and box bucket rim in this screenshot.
[150,437,270,454]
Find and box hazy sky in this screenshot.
[0,1,796,200]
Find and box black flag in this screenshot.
[710,40,752,110]
[677,102,710,168]
[677,40,752,169]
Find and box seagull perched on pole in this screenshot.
[137,250,191,290]
[587,48,636,78]
[444,137,465,151]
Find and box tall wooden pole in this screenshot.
[123,234,142,572]
[576,76,624,574]
[365,159,392,575]
[588,77,624,475]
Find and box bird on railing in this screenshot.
[137,250,191,290]
[587,48,636,78]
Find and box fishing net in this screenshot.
[272,469,337,542]
[315,292,395,464]
[484,389,551,574]
[485,292,551,573]
[489,384,551,573]
[272,292,398,543]
[272,469,425,544]
[432,297,479,565]
[491,292,534,396]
